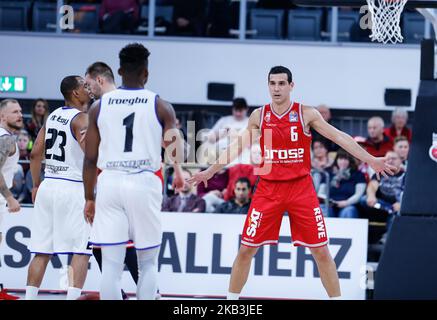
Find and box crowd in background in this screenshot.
[10,99,49,205]
[162,100,411,247]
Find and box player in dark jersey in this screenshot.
[189,66,396,300]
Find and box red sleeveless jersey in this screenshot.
[259,102,312,181]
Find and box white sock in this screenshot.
[227,292,240,300]
[100,245,126,300]
[330,296,343,300]
[136,247,159,300]
[66,287,82,300]
[25,286,39,300]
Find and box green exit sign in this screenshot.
[0,76,27,93]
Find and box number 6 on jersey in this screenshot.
[291,126,298,142]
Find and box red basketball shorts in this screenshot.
[241,175,328,248]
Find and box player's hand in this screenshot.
[6,196,20,213]
[187,169,214,188]
[84,200,95,225]
[369,156,396,180]
[31,187,38,204]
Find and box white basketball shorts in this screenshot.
[90,170,163,250]
[28,178,91,255]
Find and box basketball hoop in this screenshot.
[366,0,409,44]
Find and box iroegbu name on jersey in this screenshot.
[108,97,149,106]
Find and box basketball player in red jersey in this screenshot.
[188,66,396,299]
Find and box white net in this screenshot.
[366,0,409,44]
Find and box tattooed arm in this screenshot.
[0,135,20,213]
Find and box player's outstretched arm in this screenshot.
[0,135,20,212]
[83,100,100,224]
[187,108,261,187]
[30,126,45,203]
[156,97,186,190]
[304,105,396,179]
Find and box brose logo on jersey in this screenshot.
[246,209,262,237]
[264,148,304,160]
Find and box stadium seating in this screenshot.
[70,3,99,34]
[0,1,30,31]
[249,9,285,39]
[327,9,360,42]
[287,8,323,41]
[32,2,57,32]
[402,11,434,43]
[136,5,174,34]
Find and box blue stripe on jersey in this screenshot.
[45,177,83,183]
[154,94,164,128]
[127,169,156,175]
[118,86,144,91]
[96,99,101,123]
[30,251,92,256]
[70,111,83,142]
[136,244,161,251]
[88,241,131,246]
[62,106,73,110]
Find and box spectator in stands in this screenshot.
[384,108,412,143]
[17,130,31,174]
[362,116,393,157]
[215,178,251,214]
[311,104,338,152]
[222,144,260,201]
[311,139,334,192]
[162,169,206,213]
[99,0,139,34]
[208,97,249,150]
[197,167,229,213]
[311,139,334,171]
[173,0,207,36]
[360,151,406,240]
[11,165,27,204]
[318,149,366,218]
[26,99,49,141]
[393,136,409,171]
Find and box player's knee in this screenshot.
[137,248,159,265]
[35,253,52,263]
[310,246,332,264]
[238,245,258,261]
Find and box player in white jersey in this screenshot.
[84,61,140,300]
[0,99,23,300]
[83,43,184,300]
[25,76,92,300]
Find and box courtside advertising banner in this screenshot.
[0,209,368,299]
